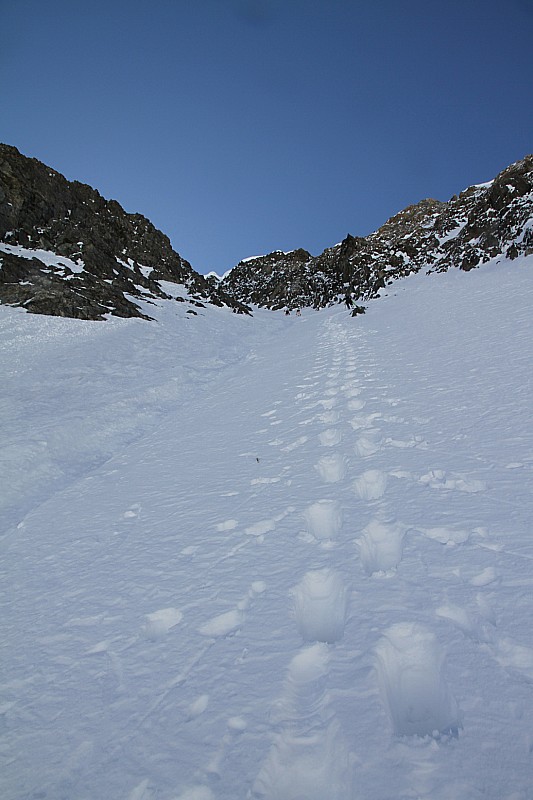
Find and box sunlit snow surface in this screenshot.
[1,257,533,799]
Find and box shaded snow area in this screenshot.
[1,257,533,799]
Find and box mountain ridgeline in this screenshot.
[0,143,532,320]
[220,156,533,312]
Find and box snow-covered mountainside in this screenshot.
[0,144,250,319]
[1,253,532,799]
[220,156,533,310]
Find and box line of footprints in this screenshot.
[125,320,530,800]
[252,322,459,800]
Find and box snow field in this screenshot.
[1,257,533,798]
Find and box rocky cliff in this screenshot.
[0,144,250,319]
[220,156,533,312]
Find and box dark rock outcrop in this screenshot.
[0,144,250,319]
[220,156,533,310]
[221,248,312,310]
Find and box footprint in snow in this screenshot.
[318,428,342,447]
[318,397,338,410]
[318,409,340,424]
[349,412,381,431]
[292,569,347,643]
[304,500,342,542]
[375,622,459,738]
[357,512,407,575]
[347,398,366,412]
[354,435,381,457]
[253,644,352,799]
[352,469,387,500]
[315,453,346,483]
[271,643,330,724]
[252,720,351,800]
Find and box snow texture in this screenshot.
[1,255,533,799]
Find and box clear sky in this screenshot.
[2,0,532,274]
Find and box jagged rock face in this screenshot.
[223,248,312,310]
[0,144,250,319]
[221,155,533,310]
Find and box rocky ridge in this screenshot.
[220,155,533,311]
[0,144,250,319]
[1,144,532,320]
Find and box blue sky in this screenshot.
[2,0,532,274]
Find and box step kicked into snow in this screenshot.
[314,453,347,483]
[303,499,342,542]
[375,622,460,738]
[357,512,407,575]
[352,468,387,500]
[291,568,348,643]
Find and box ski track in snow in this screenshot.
[1,259,533,798]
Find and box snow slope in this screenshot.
[1,257,532,799]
